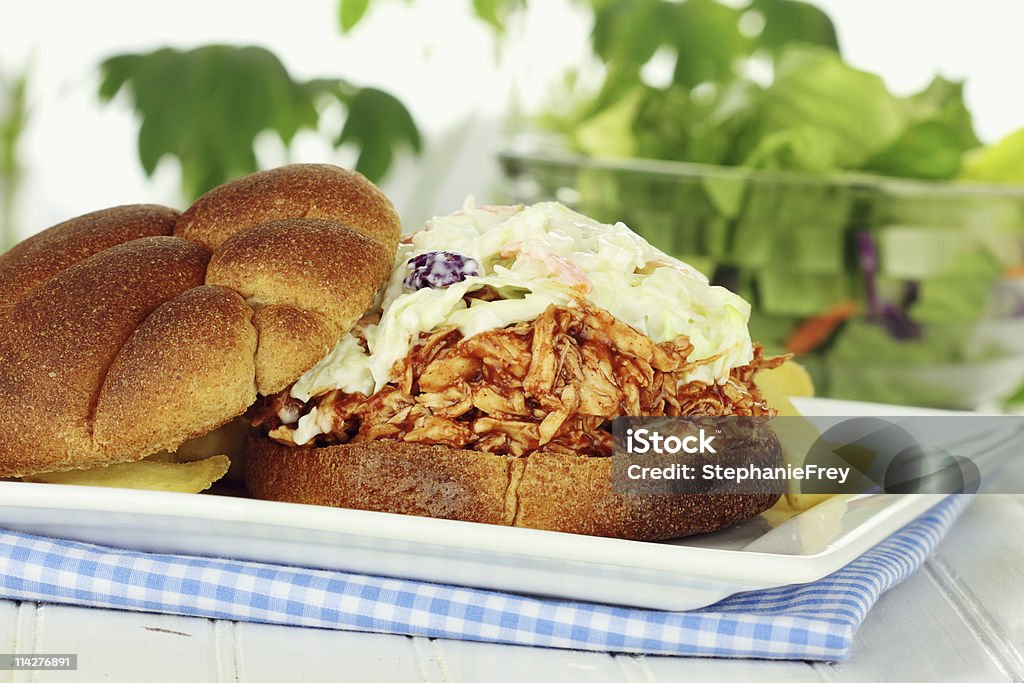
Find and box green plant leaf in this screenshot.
[748,0,838,55]
[753,46,904,168]
[98,54,141,101]
[630,79,757,166]
[1,66,29,251]
[572,86,644,157]
[905,76,978,150]
[911,271,1000,324]
[863,77,979,180]
[741,125,840,172]
[630,84,698,160]
[591,0,670,66]
[98,45,418,200]
[336,87,421,182]
[960,127,1024,184]
[339,0,372,33]
[472,0,525,33]
[666,0,749,87]
[865,120,964,180]
[1006,382,1024,406]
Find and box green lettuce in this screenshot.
[960,128,1024,184]
[745,47,904,169]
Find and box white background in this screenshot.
[2,0,1023,237]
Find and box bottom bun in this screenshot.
[245,435,783,541]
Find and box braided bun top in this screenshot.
[0,164,399,477]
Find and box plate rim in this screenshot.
[0,479,948,586]
[0,396,962,599]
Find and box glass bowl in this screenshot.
[499,144,1024,409]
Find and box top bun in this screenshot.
[175,163,400,251]
[0,164,400,478]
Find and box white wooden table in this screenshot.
[1,494,1022,683]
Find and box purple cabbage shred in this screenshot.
[858,231,922,341]
[403,251,481,291]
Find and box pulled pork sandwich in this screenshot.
[247,201,785,539]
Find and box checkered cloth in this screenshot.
[0,496,967,661]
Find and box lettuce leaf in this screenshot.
[864,77,979,180]
[749,47,905,169]
[960,127,1024,184]
[749,0,839,56]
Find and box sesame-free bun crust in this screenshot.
[0,204,179,312]
[206,218,393,395]
[0,165,400,478]
[175,163,401,251]
[245,436,783,541]
[247,305,338,398]
[93,285,258,462]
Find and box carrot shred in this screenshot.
[784,299,859,355]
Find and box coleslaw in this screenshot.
[291,199,754,409]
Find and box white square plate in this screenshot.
[0,398,968,610]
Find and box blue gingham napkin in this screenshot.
[0,495,967,661]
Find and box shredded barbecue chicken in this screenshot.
[251,302,783,457]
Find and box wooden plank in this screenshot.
[0,600,21,663]
[823,568,1012,682]
[433,639,826,682]
[211,621,240,683]
[931,493,1024,673]
[234,624,433,683]
[634,653,824,682]
[32,605,220,682]
[410,637,457,683]
[1,602,36,683]
[434,638,629,683]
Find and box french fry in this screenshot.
[23,455,230,493]
[756,361,844,514]
[147,417,248,481]
[755,361,814,416]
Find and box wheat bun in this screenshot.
[245,435,783,541]
[175,163,400,251]
[0,164,400,478]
